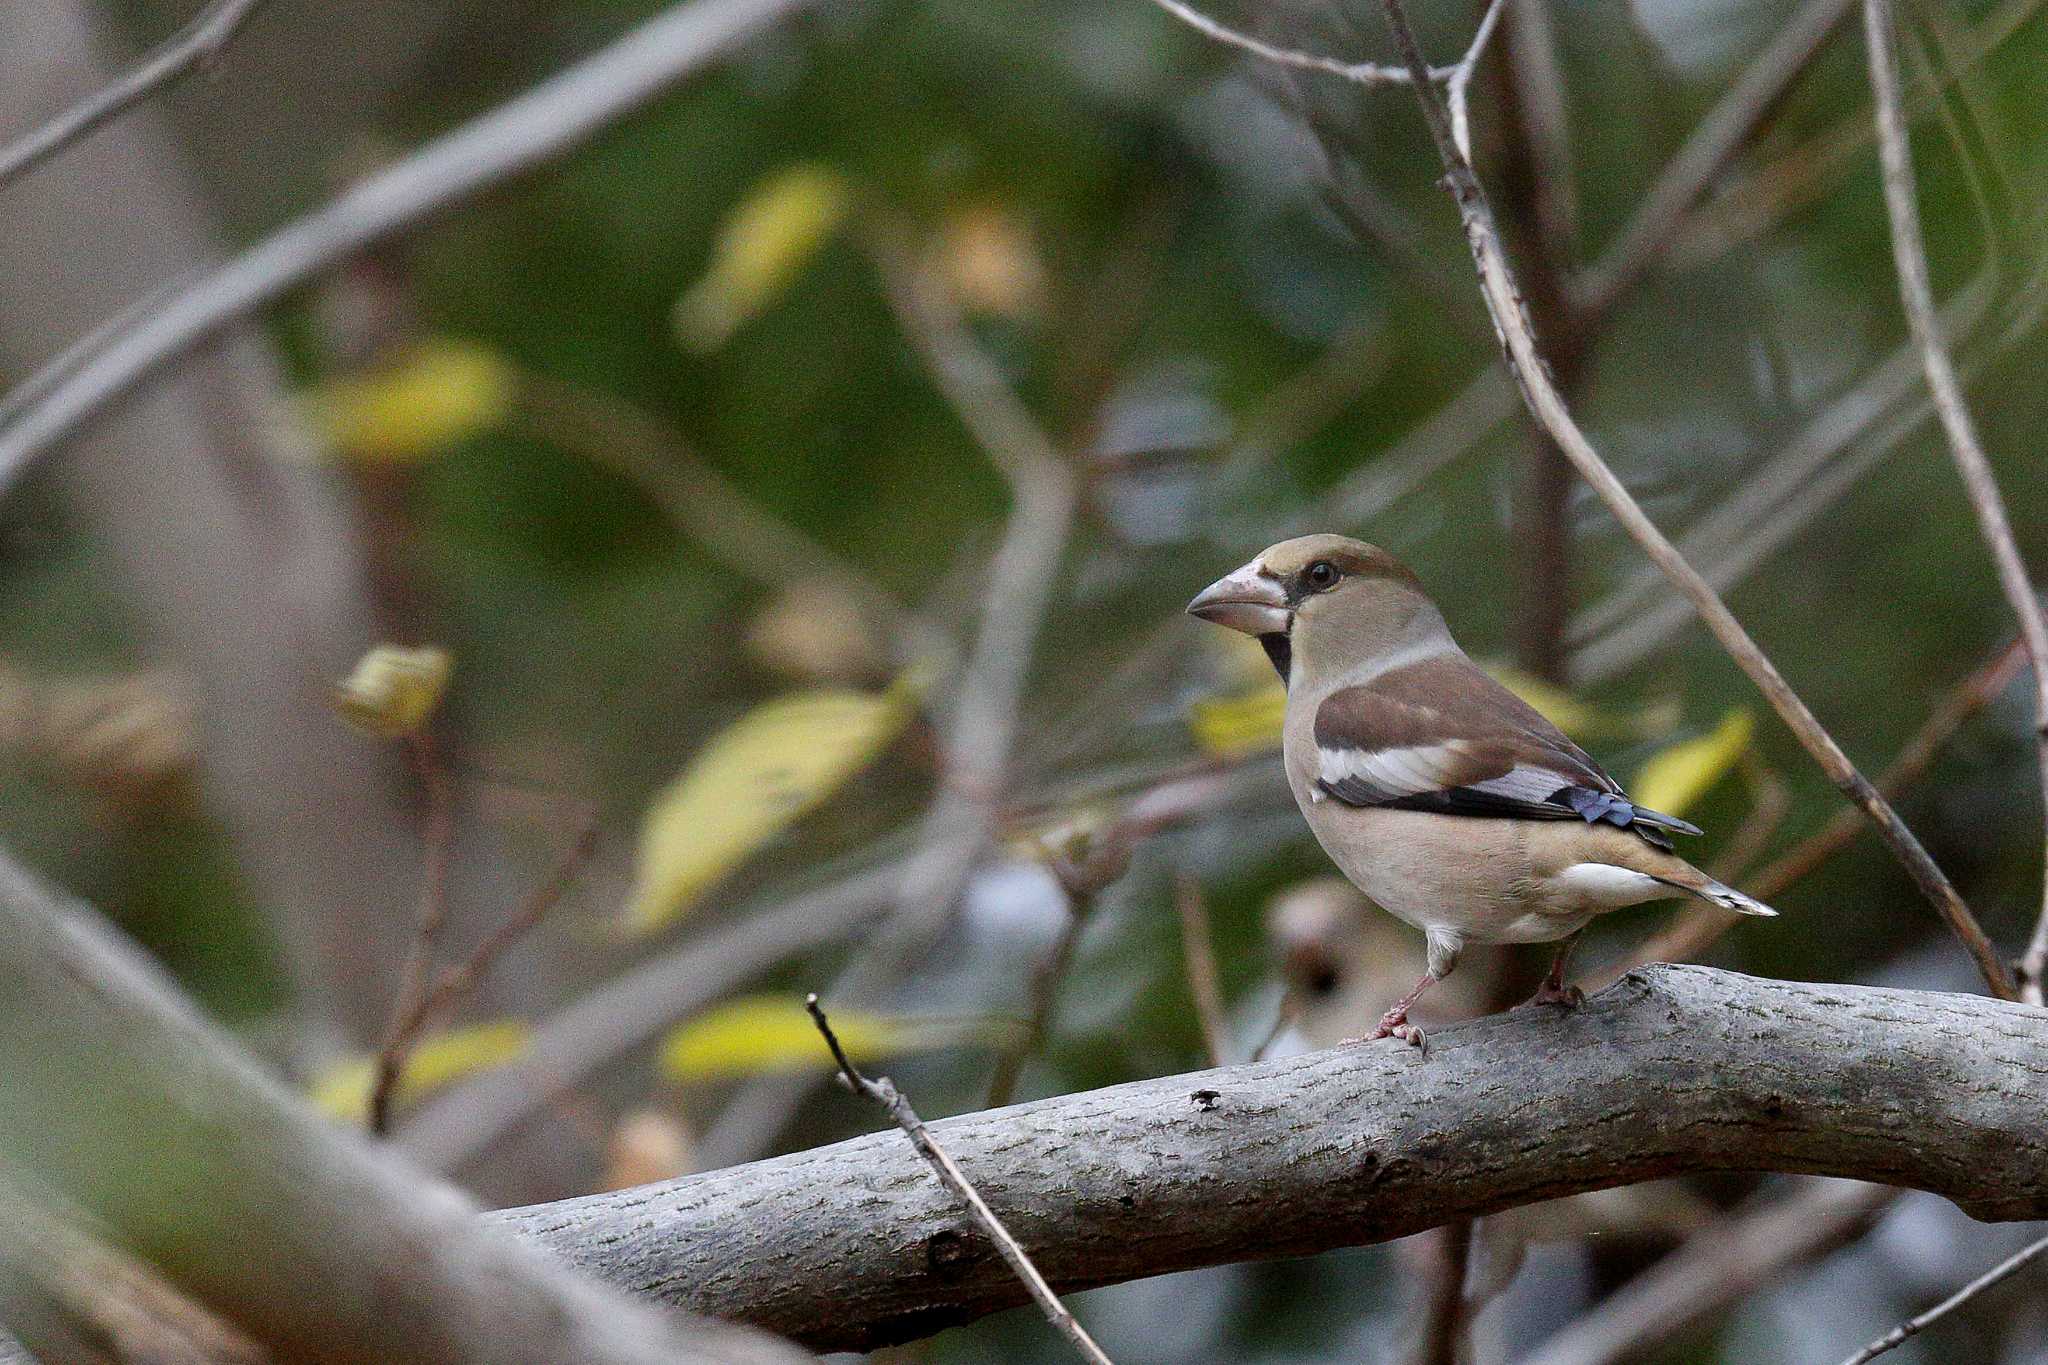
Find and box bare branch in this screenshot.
[1370,0,2016,999]
[0,0,269,194]
[1147,0,1434,86]
[806,996,1115,1365]
[1839,1232,2048,1365]
[1863,0,2048,1004]
[371,734,459,1136]
[498,966,2048,1352]
[0,0,825,497]
[0,849,807,1364]
[374,816,600,1133]
[398,853,910,1172]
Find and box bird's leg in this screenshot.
[1363,972,1438,1047]
[1526,931,1585,1009]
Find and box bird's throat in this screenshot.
[1260,633,1292,687]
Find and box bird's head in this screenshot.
[1186,534,1438,687]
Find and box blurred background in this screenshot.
[2,0,2046,1359]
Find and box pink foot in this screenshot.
[1526,981,1585,1010]
[1358,1008,1426,1048]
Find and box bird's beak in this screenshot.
[1187,561,1291,636]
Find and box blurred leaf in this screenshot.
[1490,666,1614,740]
[1189,682,1285,758]
[310,1019,530,1123]
[1631,708,1755,817]
[624,676,920,933]
[1489,666,1681,741]
[673,163,851,351]
[935,204,1046,320]
[657,994,1000,1083]
[308,337,516,463]
[331,644,453,739]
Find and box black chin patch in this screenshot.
[1259,633,1292,687]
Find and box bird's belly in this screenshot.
[1298,801,1579,943]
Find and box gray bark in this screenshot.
[0,849,810,1365]
[496,965,2048,1352]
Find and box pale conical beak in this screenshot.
[1187,562,1291,636]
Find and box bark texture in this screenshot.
[497,965,2048,1351]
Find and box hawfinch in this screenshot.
[1189,534,1776,1044]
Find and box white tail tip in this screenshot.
[1705,880,1778,918]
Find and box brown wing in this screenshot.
[1312,655,1699,842]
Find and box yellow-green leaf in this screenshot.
[310,1020,530,1123]
[624,681,918,934]
[1630,708,1755,817]
[1487,665,1611,739]
[331,644,453,739]
[309,337,516,463]
[1188,682,1286,758]
[673,164,851,352]
[658,996,998,1084]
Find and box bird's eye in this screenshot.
[1304,560,1340,591]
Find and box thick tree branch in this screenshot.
[0,850,807,1364]
[496,966,2048,1352]
[0,0,824,497]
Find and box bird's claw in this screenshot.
[1526,982,1585,1010]
[1356,1011,1426,1048]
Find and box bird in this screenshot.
[1187,533,1777,1045]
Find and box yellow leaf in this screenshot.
[1486,664,1682,741]
[674,164,851,352]
[1630,708,1755,817]
[658,995,996,1083]
[624,680,918,934]
[310,1020,530,1124]
[1486,665,1608,739]
[331,644,453,739]
[1188,682,1286,758]
[309,338,516,463]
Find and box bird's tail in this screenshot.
[1691,875,1778,918]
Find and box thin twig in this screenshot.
[1148,0,1439,86]
[1174,875,1228,1068]
[370,734,458,1136]
[378,815,599,1134]
[1369,0,2017,999]
[1610,637,2026,984]
[1445,0,1510,166]
[0,0,822,495]
[805,995,1116,1365]
[408,817,601,1039]
[1864,0,2048,1005]
[1838,1232,2048,1365]
[0,0,270,194]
